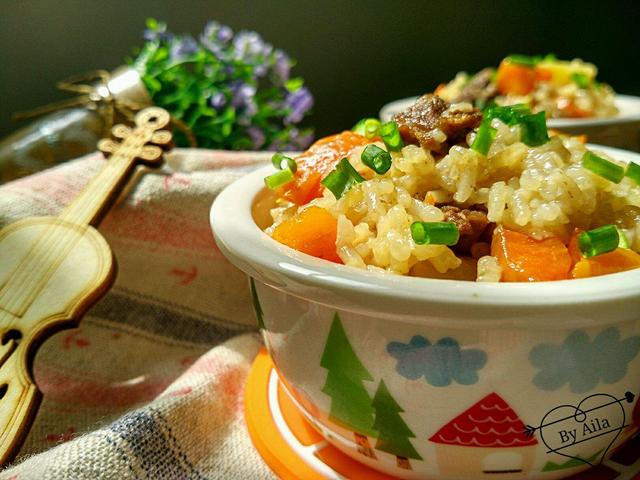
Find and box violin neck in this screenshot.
[59,152,137,226]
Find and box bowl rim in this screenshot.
[379,94,640,127]
[210,144,640,319]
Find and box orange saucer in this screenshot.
[245,349,640,480]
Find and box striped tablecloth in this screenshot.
[0,149,276,479]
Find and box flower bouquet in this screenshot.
[0,19,314,182]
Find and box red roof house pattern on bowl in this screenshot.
[430,392,538,476]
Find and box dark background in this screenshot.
[1,0,639,139]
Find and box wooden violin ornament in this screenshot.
[0,107,172,464]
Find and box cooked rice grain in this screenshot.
[271,126,640,281]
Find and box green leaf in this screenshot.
[146,17,158,30]
[285,77,304,92]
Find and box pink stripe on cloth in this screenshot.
[101,206,220,254]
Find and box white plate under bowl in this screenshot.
[380,95,640,151]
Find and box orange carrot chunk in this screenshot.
[534,66,553,82]
[495,60,537,96]
[571,248,640,279]
[272,206,341,263]
[491,226,572,282]
[279,131,371,205]
[434,83,447,96]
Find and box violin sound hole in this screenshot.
[1,330,21,346]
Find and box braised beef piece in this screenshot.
[440,205,493,254]
[392,95,482,154]
[451,68,498,105]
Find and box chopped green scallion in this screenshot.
[352,118,366,135]
[364,119,382,139]
[352,118,380,137]
[506,54,542,67]
[570,72,590,89]
[410,221,460,246]
[471,120,497,155]
[618,227,630,249]
[582,151,625,183]
[379,121,404,151]
[484,104,549,147]
[485,104,532,126]
[505,53,555,67]
[321,158,364,199]
[625,162,640,185]
[578,225,620,258]
[476,97,495,111]
[361,144,392,174]
[264,168,295,189]
[271,152,297,173]
[519,111,549,146]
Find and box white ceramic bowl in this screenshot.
[380,95,640,151]
[211,145,640,480]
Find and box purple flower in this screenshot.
[267,138,283,151]
[202,21,233,42]
[284,87,313,124]
[238,100,258,125]
[143,22,173,42]
[233,31,272,60]
[217,25,233,43]
[247,126,265,149]
[200,36,224,58]
[273,50,291,83]
[200,21,233,58]
[210,92,226,110]
[143,28,156,41]
[254,64,268,78]
[231,81,257,108]
[230,81,258,123]
[282,128,313,150]
[170,35,198,61]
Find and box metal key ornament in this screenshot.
[0,107,172,464]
